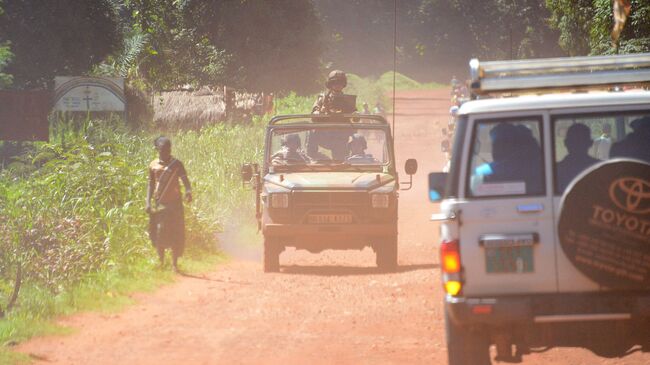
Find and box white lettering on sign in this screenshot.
[475,182,526,196]
[54,77,125,112]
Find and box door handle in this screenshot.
[517,203,543,213]
[431,211,457,222]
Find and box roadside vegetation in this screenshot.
[0,118,263,362]
[0,71,440,360]
[347,72,444,110]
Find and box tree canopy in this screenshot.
[314,0,563,81]
[546,0,650,56]
[0,2,13,89]
[1,0,649,91]
[0,0,122,89]
[189,0,322,93]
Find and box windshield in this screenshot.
[268,125,391,170]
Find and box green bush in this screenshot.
[348,71,444,111]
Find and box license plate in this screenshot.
[308,214,352,224]
[485,246,534,273]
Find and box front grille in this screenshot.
[292,191,369,223]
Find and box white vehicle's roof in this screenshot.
[459,90,650,115]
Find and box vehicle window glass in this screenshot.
[468,118,544,197]
[553,112,650,194]
[269,126,390,168]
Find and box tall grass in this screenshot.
[0,117,263,357]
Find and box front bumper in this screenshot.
[446,292,650,326]
[263,223,396,249]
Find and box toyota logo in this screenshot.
[609,177,650,215]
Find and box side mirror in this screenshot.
[428,172,448,202]
[241,163,254,183]
[404,158,418,175]
[400,159,418,191]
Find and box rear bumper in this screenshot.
[446,292,650,326]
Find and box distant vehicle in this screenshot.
[242,114,417,272]
[430,53,650,364]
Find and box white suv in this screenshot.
[430,54,650,365]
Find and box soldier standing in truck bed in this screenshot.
[310,70,357,160]
[312,70,357,114]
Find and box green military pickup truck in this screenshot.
[242,114,417,272]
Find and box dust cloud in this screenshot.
[215,213,262,261]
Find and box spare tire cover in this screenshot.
[558,159,650,290]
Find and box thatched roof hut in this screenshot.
[153,87,227,129]
[153,87,265,129]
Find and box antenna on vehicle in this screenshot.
[392,0,397,141]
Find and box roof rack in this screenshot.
[268,114,388,126]
[470,53,650,97]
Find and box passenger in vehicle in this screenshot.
[593,123,612,160]
[610,116,650,163]
[307,130,355,161]
[474,123,543,194]
[556,123,601,192]
[305,133,331,162]
[346,133,378,164]
[271,134,309,164]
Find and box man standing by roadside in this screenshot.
[146,136,192,272]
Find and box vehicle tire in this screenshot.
[445,309,491,365]
[376,235,398,272]
[263,236,280,273]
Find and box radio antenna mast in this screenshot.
[392,0,397,140]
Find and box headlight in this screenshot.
[270,193,289,208]
[371,193,390,208]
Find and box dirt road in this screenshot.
[17,90,649,364]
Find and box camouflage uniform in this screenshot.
[312,70,356,114]
[312,90,345,114]
[271,134,309,164]
[309,70,357,161]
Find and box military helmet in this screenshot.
[282,134,302,149]
[326,70,347,89]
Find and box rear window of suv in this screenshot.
[467,117,545,198]
[552,111,650,195]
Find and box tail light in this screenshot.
[440,239,463,296]
[441,239,461,273]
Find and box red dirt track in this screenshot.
[17,90,649,364]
